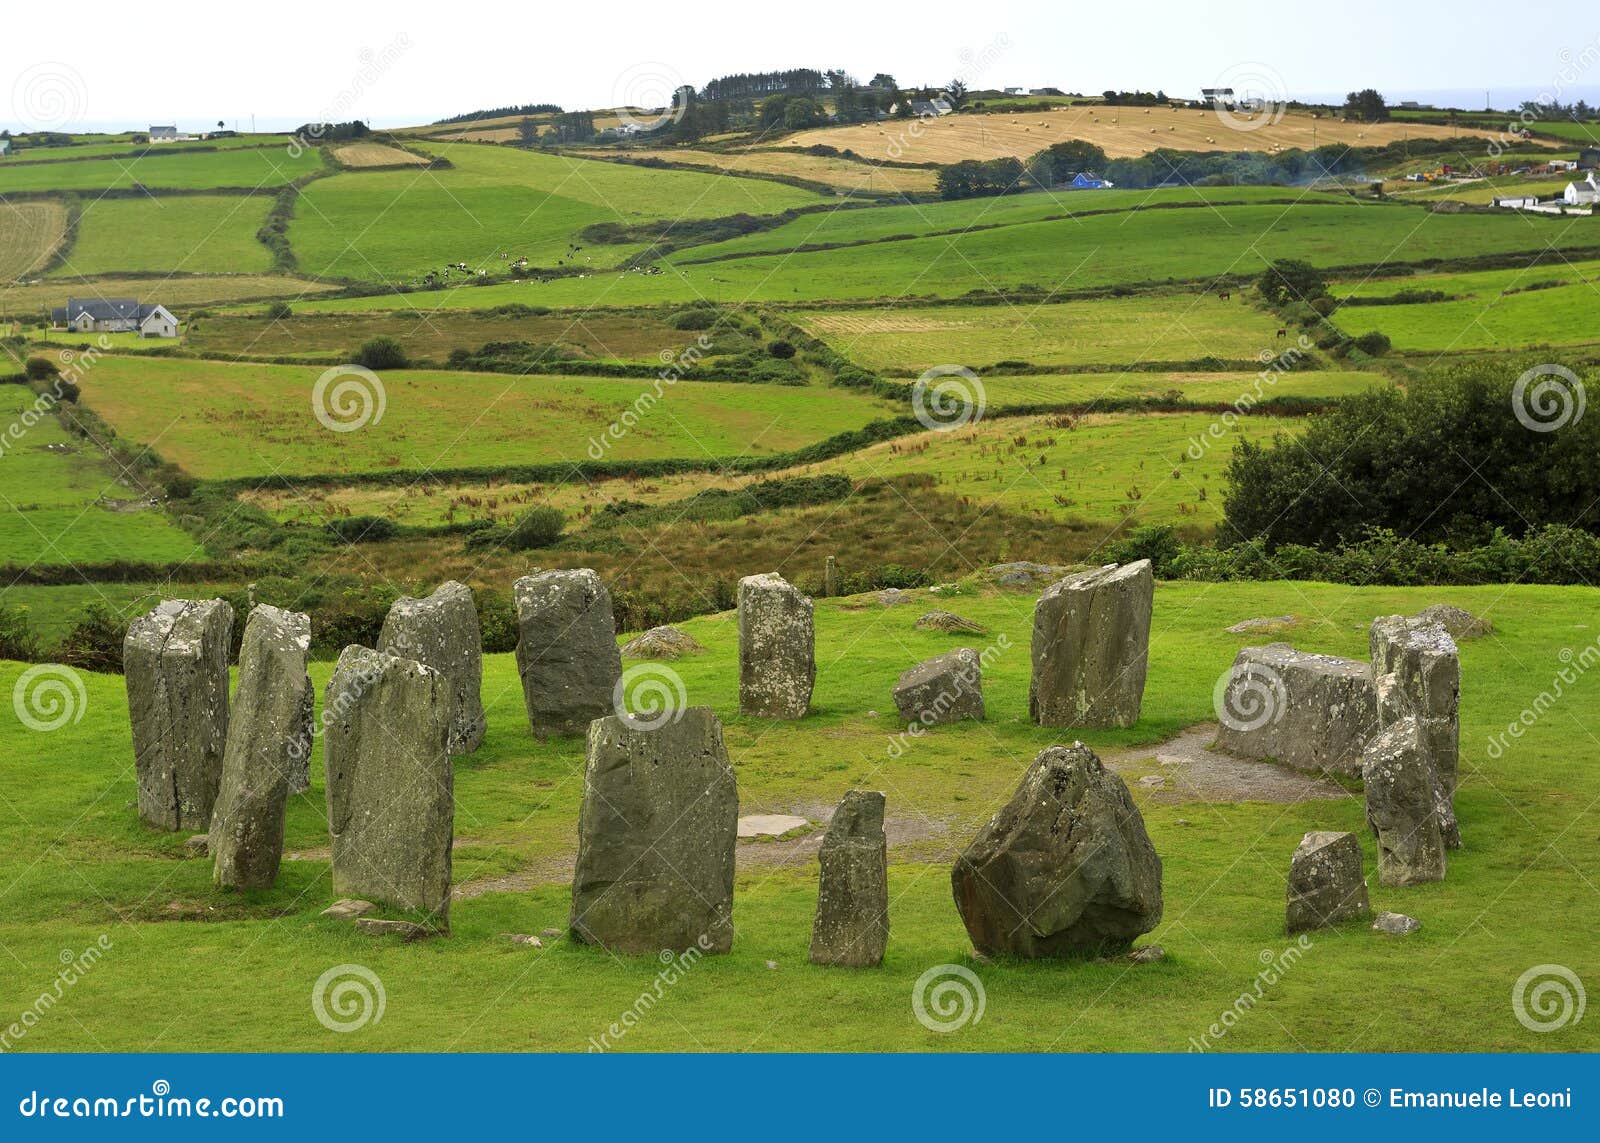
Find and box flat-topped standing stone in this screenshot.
[324,646,453,929]
[570,707,738,954]
[123,598,235,832]
[1029,560,1153,729]
[1362,716,1447,886]
[809,791,888,967]
[513,570,622,738]
[210,606,311,890]
[1286,830,1371,933]
[379,580,485,755]
[951,742,1163,957]
[738,572,815,719]
[1214,643,1377,776]
[1371,616,1460,847]
[892,647,983,726]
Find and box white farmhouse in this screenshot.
[1563,172,1599,206]
[50,298,179,337]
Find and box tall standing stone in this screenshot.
[1029,560,1153,728]
[1371,616,1460,847]
[570,707,738,954]
[1285,830,1371,933]
[1214,643,1377,776]
[738,572,815,719]
[1362,716,1447,886]
[951,743,1163,957]
[124,598,235,832]
[824,555,842,598]
[513,569,622,738]
[378,580,486,755]
[810,791,889,967]
[324,646,453,928]
[287,680,314,794]
[210,606,311,890]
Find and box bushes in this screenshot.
[58,602,126,673]
[1258,259,1329,307]
[265,301,292,319]
[1351,330,1391,357]
[766,339,796,359]
[353,336,409,370]
[24,356,59,382]
[667,308,718,331]
[325,515,398,544]
[506,506,566,550]
[0,604,40,661]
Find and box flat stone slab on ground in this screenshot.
[322,899,377,920]
[1373,911,1421,935]
[738,814,810,839]
[354,917,430,940]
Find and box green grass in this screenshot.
[78,355,901,480]
[3,136,296,162]
[1333,259,1600,353]
[52,195,274,276]
[0,583,214,648]
[0,385,201,567]
[289,144,822,283]
[0,580,1592,1050]
[796,297,1292,373]
[0,147,322,192]
[962,370,1388,408]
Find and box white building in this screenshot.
[50,298,179,337]
[1563,172,1599,206]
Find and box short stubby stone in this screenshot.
[620,625,706,660]
[914,610,988,634]
[1214,643,1377,776]
[324,646,454,928]
[210,605,311,890]
[1362,717,1447,886]
[809,791,889,967]
[951,743,1163,957]
[1373,911,1421,935]
[1413,603,1492,640]
[1225,615,1297,634]
[1370,615,1460,847]
[124,598,235,832]
[1029,561,1154,729]
[322,898,376,920]
[570,707,738,954]
[738,572,815,720]
[1286,831,1371,933]
[513,569,623,738]
[379,581,486,755]
[892,648,984,726]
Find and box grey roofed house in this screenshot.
[50,297,179,337]
[149,125,179,140]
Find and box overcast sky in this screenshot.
[6,0,1597,132]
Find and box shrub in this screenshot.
[265,301,292,319]
[667,309,717,331]
[766,339,796,359]
[505,506,565,550]
[0,604,40,661]
[325,515,398,544]
[1106,524,1183,577]
[59,602,126,673]
[353,336,409,370]
[1352,330,1391,357]
[24,356,58,382]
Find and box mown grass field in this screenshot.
[290,144,823,283]
[796,297,1289,372]
[0,200,68,280]
[332,143,428,168]
[951,369,1387,408]
[51,195,275,276]
[2,136,296,162]
[78,355,901,480]
[0,274,340,318]
[786,106,1497,163]
[0,146,322,192]
[623,148,938,194]
[0,384,201,567]
[1,580,1591,1050]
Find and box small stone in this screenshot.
[1138,775,1165,788]
[355,917,429,940]
[892,648,984,726]
[183,835,209,857]
[878,588,914,606]
[1286,830,1371,934]
[764,959,779,970]
[913,610,988,634]
[322,898,377,920]
[620,625,706,659]
[1226,615,1296,634]
[1128,944,1166,964]
[504,933,544,948]
[539,927,564,941]
[1413,604,1492,640]
[1372,911,1421,935]
[737,813,809,839]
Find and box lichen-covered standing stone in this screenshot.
[1371,615,1460,847]
[570,707,737,954]
[1285,830,1371,933]
[1029,560,1153,728]
[892,648,983,725]
[809,791,889,967]
[738,572,815,719]
[124,598,235,831]
[513,569,622,738]
[210,605,311,890]
[324,646,454,928]
[1362,716,1447,886]
[1214,643,1377,776]
[379,580,486,755]
[951,743,1163,957]
[287,680,314,794]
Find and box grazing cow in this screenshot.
[1218,290,1231,301]
[1276,328,1288,339]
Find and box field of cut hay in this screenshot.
[787,106,1497,164]
[333,143,429,167]
[0,200,68,280]
[627,148,936,194]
